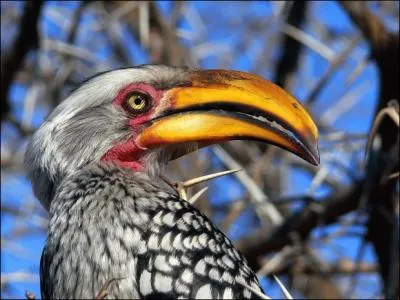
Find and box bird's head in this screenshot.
[25,65,319,210]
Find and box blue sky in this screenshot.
[1,1,390,298]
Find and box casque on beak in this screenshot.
[136,69,319,166]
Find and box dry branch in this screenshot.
[1,1,44,120]
[274,1,308,89]
[339,2,399,297]
[237,181,364,269]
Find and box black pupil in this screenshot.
[134,96,143,105]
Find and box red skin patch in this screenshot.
[101,83,165,171]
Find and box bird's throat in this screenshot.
[101,138,145,172]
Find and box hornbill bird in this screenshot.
[25,65,319,299]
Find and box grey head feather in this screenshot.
[24,65,190,210]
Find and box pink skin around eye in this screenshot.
[112,83,164,126]
[100,83,165,171]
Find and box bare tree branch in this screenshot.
[1,1,44,120]
[339,2,399,297]
[274,1,308,89]
[237,181,364,269]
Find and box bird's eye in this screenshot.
[124,92,151,115]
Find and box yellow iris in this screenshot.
[127,93,147,112]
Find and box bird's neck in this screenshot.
[49,162,175,217]
[44,162,179,298]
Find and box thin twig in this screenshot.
[365,100,399,162]
[274,275,294,300]
[188,186,209,204]
[173,169,242,201]
[0,272,39,285]
[237,281,271,300]
[42,39,106,66]
[346,237,367,298]
[183,169,242,188]
[95,277,125,300]
[257,246,294,277]
[212,145,283,226]
[305,36,361,106]
[220,200,246,232]
[320,80,371,125]
[281,23,335,61]
[139,2,150,47]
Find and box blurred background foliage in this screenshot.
[1,1,399,299]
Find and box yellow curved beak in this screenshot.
[136,69,319,165]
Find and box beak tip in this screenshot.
[308,143,320,166]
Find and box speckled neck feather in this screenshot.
[41,163,263,299]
